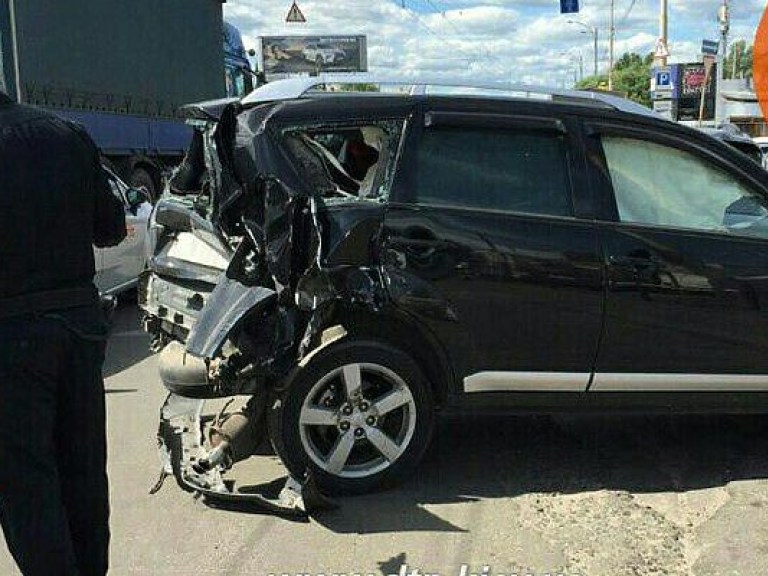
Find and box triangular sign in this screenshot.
[286,1,306,23]
[655,38,670,59]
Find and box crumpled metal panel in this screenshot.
[186,275,276,358]
[181,99,409,371]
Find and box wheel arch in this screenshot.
[104,155,164,200]
[300,307,456,408]
[128,162,161,199]
[269,331,437,494]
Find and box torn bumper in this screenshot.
[154,393,325,518]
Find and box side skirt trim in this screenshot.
[462,372,768,393]
[591,373,768,392]
[463,372,590,393]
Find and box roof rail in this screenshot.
[240,75,664,120]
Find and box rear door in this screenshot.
[587,122,768,392]
[382,102,605,394]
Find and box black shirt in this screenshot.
[0,95,126,315]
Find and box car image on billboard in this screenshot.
[260,35,367,76]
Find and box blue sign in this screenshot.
[702,39,719,55]
[655,70,672,88]
[560,0,579,14]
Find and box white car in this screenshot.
[94,167,152,295]
[302,43,345,65]
[753,136,768,170]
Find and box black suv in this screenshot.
[141,78,768,496]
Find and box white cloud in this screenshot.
[224,0,764,87]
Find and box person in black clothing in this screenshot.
[0,92,126,576]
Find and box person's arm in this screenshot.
[67,120,127,248]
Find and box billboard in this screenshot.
[260,35,367,76]
[674,62,717,121]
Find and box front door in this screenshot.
[588,126,768,391]
[382,105,604,393]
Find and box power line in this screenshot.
[402,0,504,65]
[392,0,484,66]
[619,0,639,27]
[420,0,468,38]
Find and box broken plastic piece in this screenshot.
[154,392,334,518]
[148,468,169,496]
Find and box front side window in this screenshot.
[413,127,572,217]
[602,136,768,238]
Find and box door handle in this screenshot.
[610,255,649,267]
[609,254,660,282]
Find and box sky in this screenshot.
[224,0,766,87]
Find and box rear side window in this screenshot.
[602,136,768,238]
[413,127,572,217]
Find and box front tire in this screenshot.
[270,340,434,495]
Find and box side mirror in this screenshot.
[99,293,118,327]
[723,196,768,233]
[125,187,149,211]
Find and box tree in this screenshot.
[576,51,653,108]
[722,40,753,79]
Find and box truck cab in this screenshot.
[223,21,254,98]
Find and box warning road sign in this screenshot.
[286,1,306,23]
[655,38,670,59]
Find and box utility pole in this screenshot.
[592,28,598,77]
[659,0,668,67]
[9,0,22,102]
[608,0,615,91]
[716,0,729,124]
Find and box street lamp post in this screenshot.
[567,20,598,78]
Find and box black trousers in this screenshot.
[0,309,110,576]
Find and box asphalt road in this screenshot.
[4,303,768,575]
